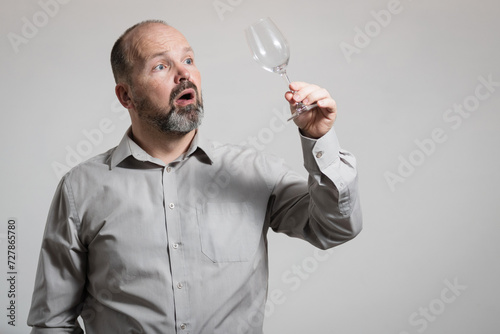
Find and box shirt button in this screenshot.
[172,243,179,249]
[180,323,187,330]
[177,282,184,289]
[169,203,175,209]
[166,166,172,173]
[316,151,323,158]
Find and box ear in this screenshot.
[115,83,134,110]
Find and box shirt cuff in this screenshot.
[300,127,341,173]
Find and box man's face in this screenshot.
[126,24,203,134]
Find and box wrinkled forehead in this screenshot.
[126,24,191,65]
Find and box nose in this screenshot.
[174,63,190,84]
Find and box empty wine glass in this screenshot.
[245,17,317,121]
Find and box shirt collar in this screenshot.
[109,127,214,169]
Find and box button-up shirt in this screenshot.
[28,127,362,334]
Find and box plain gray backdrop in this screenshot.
[1,0,499,333]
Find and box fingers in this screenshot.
[286,82,336,113]
[284,90,295,103]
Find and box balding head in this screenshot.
[110,20,172,84]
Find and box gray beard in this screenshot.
[134,85,204,136]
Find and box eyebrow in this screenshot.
[148,46,194,61]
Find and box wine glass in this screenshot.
[245,17,317,121]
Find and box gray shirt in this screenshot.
[28,127,362,334]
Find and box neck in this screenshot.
[130,123,197,165]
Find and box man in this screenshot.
[28,20,362,333]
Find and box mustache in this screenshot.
[169,80,199,104]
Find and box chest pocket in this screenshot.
[197,202,263,263]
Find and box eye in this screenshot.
[154,64,167,71]
[184,58,194,65]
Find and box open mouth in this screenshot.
[174,88,196,106]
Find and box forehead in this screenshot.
[127,24,192,62]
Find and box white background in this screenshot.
[1,0,499,333]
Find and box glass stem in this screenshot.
[280,71,292,87]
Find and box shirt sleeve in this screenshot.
[268,127,362,249]
[27,176,86,334]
